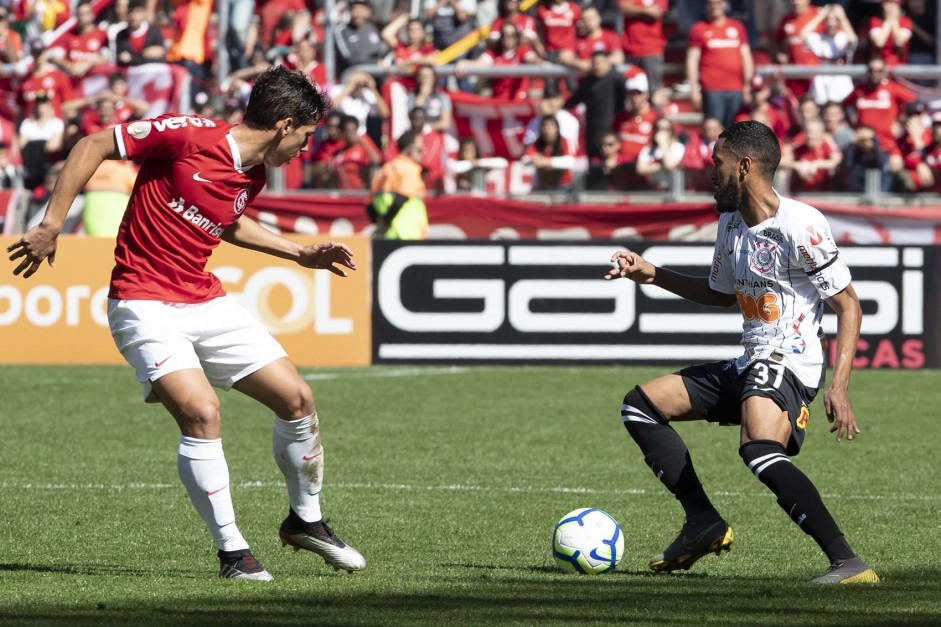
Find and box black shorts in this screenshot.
[678,358,818,456]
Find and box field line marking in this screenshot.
[0,481,938,502]
[303,366,471,381]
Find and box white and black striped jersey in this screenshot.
[708,193,852,388]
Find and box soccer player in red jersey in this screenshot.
[7,66,367,581]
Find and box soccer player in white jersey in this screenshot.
[604,120,878,584]
[7,67,366,580]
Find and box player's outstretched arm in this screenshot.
[7,129,120,278]
[222,215,356,277]
[823,284,862,443]
[605,250,737,308]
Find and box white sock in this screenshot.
[272,413,323,522]
[177,436,249,552]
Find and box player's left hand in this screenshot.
[824,385,859,443]
[297,241,356,276]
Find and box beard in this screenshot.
[714,172,741,214]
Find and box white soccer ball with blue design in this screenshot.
[552,508,624,575]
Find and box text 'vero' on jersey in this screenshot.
[709,194,852,388]
[108,114,267,303]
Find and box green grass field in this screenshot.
[1,364,939,626]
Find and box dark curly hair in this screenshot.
[243,66,333,130]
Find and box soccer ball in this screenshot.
[552,508,624,575]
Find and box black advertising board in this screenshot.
[372,241,937,369]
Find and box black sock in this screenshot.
[739,440,856,563]
[622,386,720,522]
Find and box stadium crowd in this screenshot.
[1,0,940,234]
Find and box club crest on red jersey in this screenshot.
[234,188,249,215]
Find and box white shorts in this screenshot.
[108,295,288,402]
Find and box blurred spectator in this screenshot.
[536,0,581,95]
[522,115,576,191]
[105,0,130,57]
[686,0,753,128]
[334,0,385,76]
[49,1,109,80]
[114,0,167,66]
[83,159,138,236]
[559,7,623,74]
[61,73,149,128]
[257,0,309,50]
[333,113,382,190]
[31,0,72,40]
[906,0,936,85]
[782,118,842,193]
[383,15,436,67]
[735,75,787,141]
[682,116,723,191]
[614,84,657,165]
[369,128,428,239]
[24,160,83,233]
[330,69,390,141]
[563,50,626,159]
[801,3,857,105]
[20,46,74,120]
[866,0,911,65]
[308,111,344,187]
[896,106,933,191]
[456,23,540,100]
[841,125,889,192]
[774,0,821,99]
[821,100,855,151]
[909,113,941,191]
[18,94,64,191]
[489,0,545,57]
[407,64,453,133]
[0,116,19,189]
[636,117,685,190]
[0,8,25,65]
[618,0,668,96]
[166,0,213,90]
[537,0,580,54]
[448,137,508,191]
[586,130,628,190]
[289,36,328,89]
[387,106,448,193]
[424,0,476,52]
[524,95,580,152]
[843,57,916,173]
[225,0,256,71]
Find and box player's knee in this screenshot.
[280,382,315,420]
[739,439,789,479]
[178,397,221,430]
[621,386,668,428]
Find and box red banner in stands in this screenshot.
[247,194,941,243]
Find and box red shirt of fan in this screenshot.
[843,80,916,151]
[790,138,839,192]
[614,107,657,161]
[489,15,538,42]
[109,114,266,302]
[537,2,581,52]
[481,45,537,100]
[63,28,107,62]
[619,0,668,57]
[525,137,575,186]
[688,18,749,91]
[868,15,913,65]
[574,29,621,60]
[19,69,74,118]
[775,8,821,65]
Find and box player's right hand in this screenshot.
[6,224,59,278]
[604,250,656,284]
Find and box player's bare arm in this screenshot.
[823,284,862,443]
[7,129,120,278]
[222,216,356,277]
[605,250,737,308]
